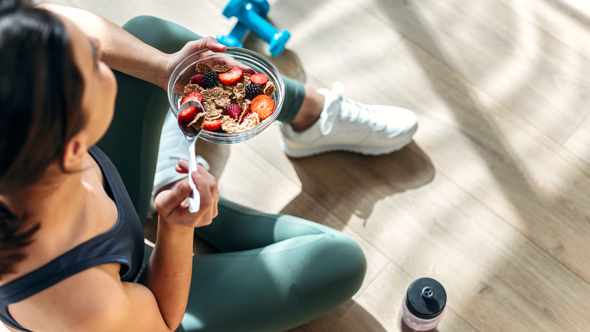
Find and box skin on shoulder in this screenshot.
[7,263,170,332]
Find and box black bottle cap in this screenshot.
[406,277,446,320]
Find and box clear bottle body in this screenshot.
[401,295,444,331]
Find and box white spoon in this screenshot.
[177,100,204,213]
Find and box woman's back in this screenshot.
[0,147,145,332]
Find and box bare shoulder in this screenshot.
[7,263,150,332]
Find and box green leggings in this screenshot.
[97,16,365,332]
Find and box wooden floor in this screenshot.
[23,0,590,331]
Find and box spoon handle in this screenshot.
[188,138,200,213]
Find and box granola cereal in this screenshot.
[184,83,202,94]
[214,96,232,108]
[195,63,212,74]
[188,112,205,131]
[203,100,223,119]
[221,113,260,133]
[264,82,275,96]
[201,86,225,100]
[221,115,239,133]
[212,65,231,72]
[240,113,260,130]
[233,83,246,100]
[240,73,251,86]
[239,99,251,119]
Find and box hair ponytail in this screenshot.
[0,202,39,279]
[0,0,85,279]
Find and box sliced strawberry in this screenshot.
[179,106,198,122]
[250,73,268,86]
[250,95,274,120]
[203,118,222,131]
[218,66,243,85]
[180,91,203,105]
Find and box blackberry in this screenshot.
[245,83,263,99]
[204,71,219,89]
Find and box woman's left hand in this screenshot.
[160,37,227,91]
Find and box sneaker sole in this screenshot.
[280,135,414,158]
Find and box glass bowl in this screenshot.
[167,47,285,144]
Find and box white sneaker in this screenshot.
[149,110,210,216]
[280,82,418,158]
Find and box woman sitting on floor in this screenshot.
[0,1,370,331]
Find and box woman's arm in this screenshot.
[134,166,218,330]
[136,167,218,328]
[39,4,226,91]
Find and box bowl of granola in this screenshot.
[167,47,285,144]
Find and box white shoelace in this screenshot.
[338,98,387,131]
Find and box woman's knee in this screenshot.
[122,15,162,35]
[297,234,367,308]
[321,235,366,288]
[121,15,202,53]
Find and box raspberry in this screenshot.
[225,104,242,120]
[204,71,219,89]
[243,68,256,75]
[190,74,205,87]
[245,83,263,99]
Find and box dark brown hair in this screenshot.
[0,0,86,278]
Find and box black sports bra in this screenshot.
[0,146,145,332]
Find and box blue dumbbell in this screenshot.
[216,0,268,47]
[216,0,290,56]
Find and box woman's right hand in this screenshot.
[154,161,218,228]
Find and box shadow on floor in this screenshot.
[242,32,307,83]
[280,142,435,230]
[285,299,388,332]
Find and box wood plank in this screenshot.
[382,40,590,282]
[345,0,590,144]
[343,264,479,332]
[328,302,390,332]
[347,170,590,331]
[496,0,590,64]
[564,115,590,165]
[285,300,355,332]
[47,0,232,38]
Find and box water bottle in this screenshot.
[401,277,447,331]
